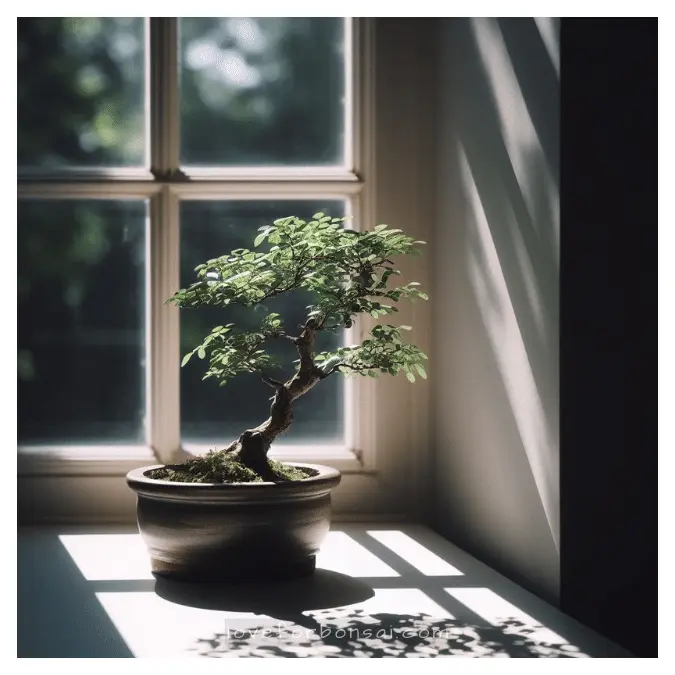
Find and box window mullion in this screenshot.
[150,17,180,176]
[148,18,181,463]
[148,188,181,463]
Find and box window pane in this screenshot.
[18,200,147,444]
[180,18,345,166]
[17,18,146,168]
[180,200,346,445]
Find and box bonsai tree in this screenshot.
[155,213,428,483]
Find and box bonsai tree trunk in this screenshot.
[229,320,322,479]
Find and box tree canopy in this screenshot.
[171,214,429,387]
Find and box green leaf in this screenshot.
[414,364,427,379]
[405,371,416,383]
[181,352,192,367]
[197,347,206,359]
[254,234,266,247]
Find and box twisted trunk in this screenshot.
[229,320,323,479]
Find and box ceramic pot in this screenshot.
[126,463,341,581]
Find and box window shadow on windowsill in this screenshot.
[18,525,632,658]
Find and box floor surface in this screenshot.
[18,523,632,658]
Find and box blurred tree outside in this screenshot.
[180,18,344,166]
[17,17,346,446]
[18,17,145,167]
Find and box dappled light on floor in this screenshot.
[95,587,455,658]
[30,527,607,657]
[95,585,588,657]
[445,587,570,649]
[192,611,586,658]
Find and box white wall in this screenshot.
[432,18,560,602]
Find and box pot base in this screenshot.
[151,555,317,582]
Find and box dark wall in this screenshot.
[560,19,658,658]
[433,17,657,657]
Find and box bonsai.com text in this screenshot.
[221,622,455,643]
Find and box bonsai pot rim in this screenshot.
[126,462,341,505]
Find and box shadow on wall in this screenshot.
[433,18,560,600]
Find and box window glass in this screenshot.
[17,18,146,168]
[18,200,147,443]
[180,18,345,166]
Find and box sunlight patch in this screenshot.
[59,534,153,580]
[367,530,464,576]
[317,531,400,577]
[96,591,257,658]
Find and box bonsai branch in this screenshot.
[270,331,299,343]
[230,319,324,472]
[261,373,284,388]
[322,363,373,378]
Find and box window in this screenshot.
[18,17,366,469]
[18,18,434,522]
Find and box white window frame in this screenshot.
[18,18,435,523]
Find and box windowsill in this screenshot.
[17,445,383,524]
[17,445,157,476]
[17,444,365,477]
[17,165,362,184]
[18,523,631,658]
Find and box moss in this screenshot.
[266,459,313,481]
[146,449,317,484]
